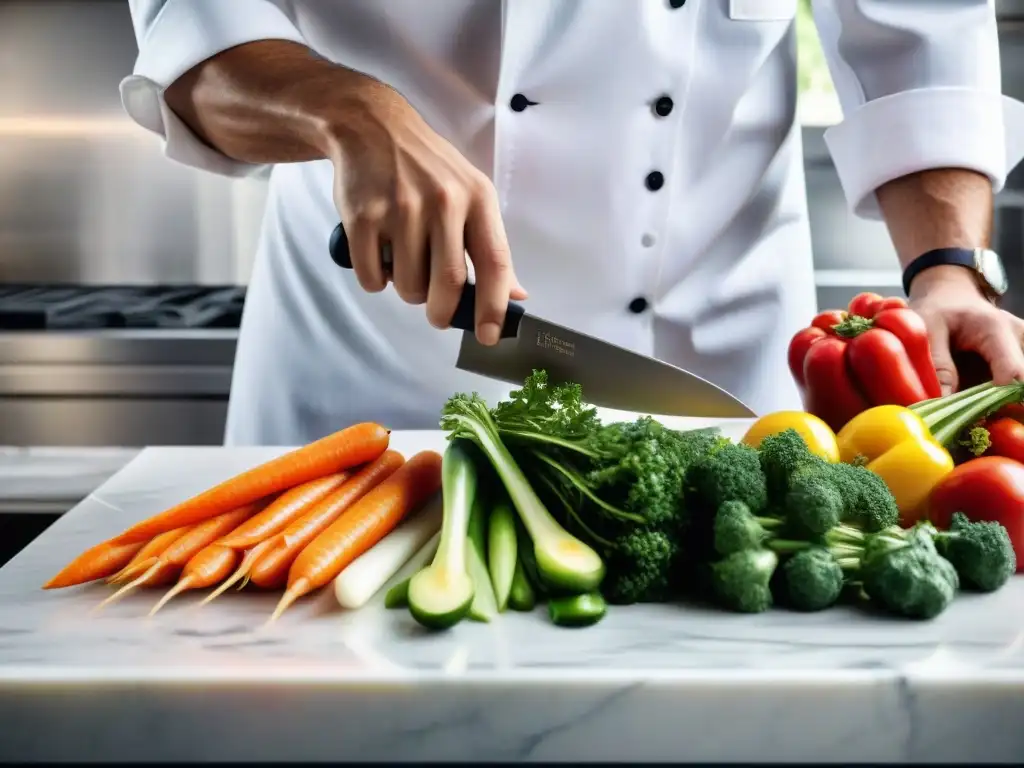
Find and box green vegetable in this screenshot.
[384,577,410,609]
[441,382,606,594]
[687,439,768,515]
[777,547,844,612]
[858,527,959,620]
[758,429,899,533]
[466,491,498,623]
[507,559,537,612]
[514,517,547,596]
[548,592,607,627]
[931,512,1016,592]
[460,372,721,604]
[487,498,518,611]
[406,440,477,630]
[710,549,778,613]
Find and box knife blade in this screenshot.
[328,223,756,418]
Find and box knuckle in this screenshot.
[431,180,468,212]
[436,260,467,290]
[392,189,423,221]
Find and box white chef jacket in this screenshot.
[122,0,1024,445]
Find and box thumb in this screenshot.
[927,320,958,396]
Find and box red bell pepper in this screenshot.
[787,292,944,432]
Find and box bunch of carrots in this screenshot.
[44,422,443,623]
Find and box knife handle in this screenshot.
[329,222,524,339]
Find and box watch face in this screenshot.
[977,249,1009,296]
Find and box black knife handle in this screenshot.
[329,222,524,338]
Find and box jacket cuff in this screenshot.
[119,0,307,177]
[823,87,1024,220]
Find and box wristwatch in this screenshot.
[901,247,1009,302]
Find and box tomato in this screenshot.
[928,456,1024,572]
[990,404,1024,425]
[741,411,840,462]
[985,418,1024,464]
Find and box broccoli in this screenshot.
[599,528,677,604]
[757,428,824,502]
[777,547,845,612]
[711,549,778,613]
[755,429,900,533]
[686,439,769,514]
[858,527,958,620]
[828,462,900,532]
[931,512,1016,592]
[713,500,782,557]
[784,465,846,536]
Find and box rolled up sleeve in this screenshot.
[812,0,1024,219]
[120,0,307,177]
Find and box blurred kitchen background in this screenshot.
[4,0,1024,448]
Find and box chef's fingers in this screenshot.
[975,314,1024,386]
[464,179,515,346]
[389,191,429,305]
[347,208,388,293]
[924,317,957,396]
[424,206,467,331]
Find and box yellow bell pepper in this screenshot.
[741,411,840,463]
[835,405,954,525]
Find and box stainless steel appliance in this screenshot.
[0,285,240,446]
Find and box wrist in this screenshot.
[301,69,403,160]
[907,264,987,302]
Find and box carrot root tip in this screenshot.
[268,578,310,624]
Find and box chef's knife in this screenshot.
[328,224,756,418]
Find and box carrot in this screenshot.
[216,471,353,550]
[198,536,281,606]
[42,539,146,590]
[97,502,260,610]
[111,422,390,544]
[148,545,239,617]
[106,526,191,584]
[247,450,406,591]
[268,450,443,622]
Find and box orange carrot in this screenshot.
[216,471,353,550]
[112,422,391,544]
[268,450,442,622]
[199,536,280,606]
[247,450,406,590]
[106,526,191,584]
[148,545,239,617]
[42,539,146,590]
[98,502,260,610]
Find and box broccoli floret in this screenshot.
[778,547,845,612]
[713,500,783,557]
[784,465,845,536]
[687,440,768,514]
[600,528,677,604]
[711,549,778,613]
[859,527,958,620]
[757,429,823,502]
[933,512,1016,592]
[828,462,900,532]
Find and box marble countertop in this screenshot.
[0,446,139,512]
[0,431,1022,763]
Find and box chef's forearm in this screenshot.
[876,169,994,271]
[163,39,393,164]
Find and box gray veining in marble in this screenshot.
[0,429,1022,763]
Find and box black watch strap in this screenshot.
[901,248,978,297]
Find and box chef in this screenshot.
[122,0,1024,445]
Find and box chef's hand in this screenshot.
[324,85,527,346]
[909,266,1024,395]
